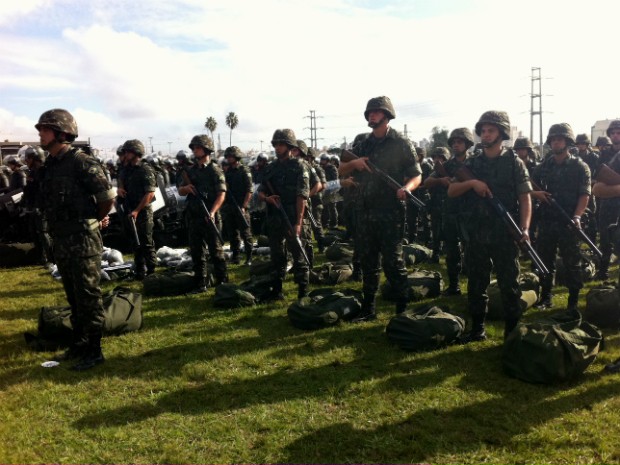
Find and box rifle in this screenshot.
[595,163,620,186]
[453,165,550,277]
[116,200,140,246]
[340,149,426,209]
[305,203,320,230]
[228,192,252,230]
[265,180,311,267]
[181,170,225,244]
[530,180,602,258]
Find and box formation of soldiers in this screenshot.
[5,100,620,370]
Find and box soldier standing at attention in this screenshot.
[119,140,157,281]
[448,111,532,341]
[178,135,228,293]
[258,129,310,301]
[222,146,253,265]
[339,96,422,321]
[37,109,115,370]
[531,124,591,313]
[320,153,339,229]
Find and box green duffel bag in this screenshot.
[308,287,363,301]
[309,262,353,285]
[0,242,39,267]
[386,305,466,351]
[240,274,282,303]
[256,235,270,247]
[249,258,274,278]
[503,312,603,384]
[287,291,362,330]
[584,286,620,329]
[213,283,256,308]
[381,269,443,301]
[324,242,354,262]
[487,280,538,321]
[142,270,196,296]
[402,243,433,266]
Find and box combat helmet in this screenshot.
[122,139,145,157]
[364,96,395,121]
[575,134,591,145]
[189,135,215,153]
[271,129,297,148]
[596,136,612,147]
[448,128,475,147]
[307,147,317,159]
[296,140,309,157]
[224,146,243,160]
[35,109,78,140]
[176,150,189,162]
[415,146,426,157]
[24,145,46,163]
[475,111,511,140]
[546,123,576,146]
[513,137,534,151]
[606,120,620,137]
[256,153,268,162]
[431,147,450,160]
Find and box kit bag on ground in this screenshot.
[249,258,274,278]
[324,242,354,262]
[502,312,603,384]
[0,242,39,267]
[584,285,620,329]
[486,272,540,320]
[402,243,433,266]
[381,269,443,301]
[142,270,196,296]
[25,286,143,351]
[386,305,465,352]
[287,290,362,330]
[309,262,353,285]
[239,273,282,303]
[213,283,256,308]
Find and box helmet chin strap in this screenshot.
[481,135,503,149]
[368,116,387,129]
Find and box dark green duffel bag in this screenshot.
[324,242,354,262]
[386,305,465,351]
[381,269,443,301]
[287,291,362,330]
[309,262,353,285]
[402,243,433,266]
[143,270,196,296]
[0,242,39,267]
[584,285,620,329]
[213,283,256,308]
[240,274,282,303]
[249,258,274,278]
[503,312,603,384]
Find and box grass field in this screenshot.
[1,251,620,464]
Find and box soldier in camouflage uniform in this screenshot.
[448,111,532,341]
[304,146,327,253]
[594,121,620,280]
[249,153,268,236]
[406,147,432,244]
[425,128,474,294]
[258,129,310,300]
[574,133,600,246]
[339,96,422,321]
[596,135,615,165]
[178,135,228,293]
[320,153,339,229]
[37,109,115,370]
[513,137,541,247]
[119,139,157,280]
[6,156,27,191]
[531,124,591,312]
[424,147,450,263]
[222,146,253,265]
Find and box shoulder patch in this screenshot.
[88,166,99,175]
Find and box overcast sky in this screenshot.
[1,0,619,158]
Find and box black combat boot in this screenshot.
[189,276,208,294]
[351,263,362,282]
[297,283,309,300]
[352,294,377,323]
[504,318,519,340]
[595,265,609,281]
[442,280,462,296]
[566,288,580,317]
[71,335,105,371]
[244,243,253,266]
[263,280,285,302]
[460,317,487,344]
[230,252,240,265]
[395,299,408,314]
[535,281,553,309]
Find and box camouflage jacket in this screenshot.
[181,160,226,213]
[259,156,309,222]
[124,161,157,212]
[225,163,253,207]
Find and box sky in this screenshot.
[1,0,619,159]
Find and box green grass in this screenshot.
[1,251,620,464]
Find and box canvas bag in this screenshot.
[213,283,256,308]
[584,285,620,329]
[287,290,362,330]
[381,269,443,301]
[142,270,196,296]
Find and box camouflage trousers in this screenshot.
[597,199,620,271]
[322,202,338,229]
[442,213,463,284]
[52,228,105,344]
[134,208,157,276]
[429,206,443,255]
[266,214,309,286]
[28,210,52,264]
[355,209,408,301]
[537,220,583,292]
[466,236,521,323]
[187,212,228,286]
[222,206,252,257]
[310,202,325,244]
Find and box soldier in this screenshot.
[0,164,10,190]
[178,135,228,293]
[175,150,192,186]
[249,153,268,236]
[406,146,432,244]
[22,145,53,266]
[339,96,422,321]
[448,111,532,341]
[594,121,620,280]
[257,129,310,301]
[575,133,600,244]
[595,135,614,165]
[6,156,27,190]
[222,146,253,265]
[37,108,115,370]
[306,146,327,253]
[424,147,450,263]
[513,137,538,175]
[320,153,339,229]
[531,124,591,313]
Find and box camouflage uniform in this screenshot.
[321,157,339,229]
[307,148,326,253]
[22,147,52,264]
[407,152,432,244]
[222,147,253,264]
[427,148,449,261]
[124,156,158,278]
[0,166,9,190]
[597,153,620,279]
[181,159,228,288]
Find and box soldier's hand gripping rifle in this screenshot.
[265,181,311,267]
[228,192,252,231]
[116,199,140,246]
[530,179,602,258]
[181,170,225,244]
[454,165,550,277]
[341,149,426,209]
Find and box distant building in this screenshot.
[591,119,620,144]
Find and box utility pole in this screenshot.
[260,140,264,151]
[217,134,222,153]
[530,67,543,150]
[148,136,153,154]
[304,110,324,149]
[167,141,172,155]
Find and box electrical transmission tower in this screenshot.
[304,110,324,149]
[530,67,543,149]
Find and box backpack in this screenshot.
[142,270,196,296]
[26,286,143,351]
[402,243,433,266]
[213,283,256,308]
[502,312,603,384]
[309,262,353,285]
[386,305,465,351]
[287,290,362,330]
[584,285,620,329]
[381,269,443,301]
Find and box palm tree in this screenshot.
[225,112,239,146]
[204,116,217,141]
